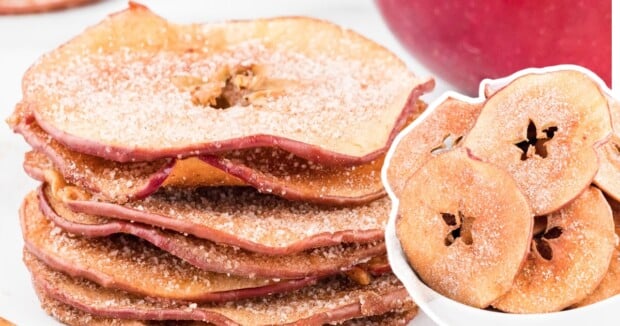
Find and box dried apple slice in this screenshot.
[594,97,620,201]
[464,69,612,215]
[339,310,418,326]
[18,3,433,164]
[17,121,173,203]
[21,194,321,302]
[571,197,620,308]
[386,96,482,195]
[36,288,144,326]
[35,170,388,255]
[37,186,386,279]
[493,187,616,313]
[0,0,98,14]
[572,249,619,308]
[34,287,418,326]
[15,116,385,205]
[199,149,385,205]
[26,251,413,325]
[396,150,532,308]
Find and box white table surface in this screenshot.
[0,0,448,324]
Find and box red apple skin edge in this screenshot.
[376,0,611,95]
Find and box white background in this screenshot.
[0,0,449,324]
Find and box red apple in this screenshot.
[377,0,611,94]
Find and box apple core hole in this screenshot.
[534,238,553,260]
[441,212,457,226]
[543,226,563,239]
[532,218,561,260]
[533,215,548,236]
[514,120,558,160]
[444,228,459,246]
[190,65,264,109]
[440,211,474,246]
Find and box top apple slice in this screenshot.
[464,69,611,215]
[19,3,433,164]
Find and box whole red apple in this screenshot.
[377,0,611,94]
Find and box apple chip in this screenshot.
[15,117,384,205]
[38,186,386,279]
[493,187,616,313]
[199,150,384,205]
[18,3,432,164]
[396,150,532,308]
[387,96,482,195]
[594,97,620,201]
[571,197,620,308]
[464,69,612,215]
[571,249,619,308]
[34,287,418,326]
[34,170,388,254]
[26,252,413,325]
[21,194,320,302]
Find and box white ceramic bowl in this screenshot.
[382,65,620,326]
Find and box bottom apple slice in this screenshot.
[33,281,417,326]
[25,251,413,325]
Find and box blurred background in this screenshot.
[377,0,611,94]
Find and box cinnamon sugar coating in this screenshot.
[21,193,318,302]
[16,116,387,205]
[26,251,413,325]
[34,171,388,254]
[493,187,615,313]
[39,185,386,279]
[465,70,612,215]
[387,97,482,195]
[396,150,532,308]
[34,286,417,326]
[19,4,433,164]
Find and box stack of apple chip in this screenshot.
[388,68,619,313]
[8,4,434,325]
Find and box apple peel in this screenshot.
[37,185,386,279]
[26,252,413,325]
[396,150,533,308]
[21,193,319,302]
[31,169,388,255]
[15,116,385,205]
[34,287,418,326]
